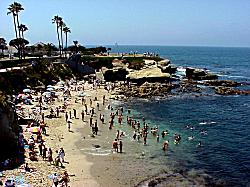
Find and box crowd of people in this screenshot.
[2,77,190,187]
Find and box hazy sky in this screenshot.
[1,0,250,47]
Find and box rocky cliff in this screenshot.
[0,93,20,161]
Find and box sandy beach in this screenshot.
[2,81,113,186]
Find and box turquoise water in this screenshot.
[109,46,250,186]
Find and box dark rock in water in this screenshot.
[204,80,240,87]
[159,65,177,74]
[186,67,218,80]
[157,60,177,74]
[215,86,250,95]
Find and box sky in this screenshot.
[0,0,250,47]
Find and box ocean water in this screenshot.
[109,46,250,186]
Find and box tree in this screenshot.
[59,19,65,56]
[14,2,24,38]
[0,38,7,56]
[52,15,62,57]
[18,24,28,38]
[9,38,29,60]
[63,26,71,54]
[44,43,58,56]
[7,2,24,39]
[7,3,18,38]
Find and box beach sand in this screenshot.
[2,82,147,187]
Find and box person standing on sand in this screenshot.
[73,109,76,119]
[48,148,53,165]
[56,107,59,117]
[52,173,59,187]
[59,148,65,162]
[61,171,69,187]
[38,143,43,156]
[42,146,47,160]
[103,95,105,105]
[81,110,85,121]
[65,112,68,122]
[119,140,123,153]
[90,116,93,126]
[69,111,72,119]
[42,112,45,123]
[84,104,88,114]
[67,121,71,131]
[90,99,92,107]
[94,120,98,135]
[112,139,119,152]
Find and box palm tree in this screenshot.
[18,24,28,38]
[52,15,62,56]
[7,3,18,38]
[63,26,71,55]
[14,2,24,38]
[59,19,65,56]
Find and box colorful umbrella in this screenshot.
[29,127,40,133]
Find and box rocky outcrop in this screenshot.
[0,94,20,161]
[157,59,177,74]
[66,54,95,75]
[127,67,172,84]
[203,80,240,87]
[103,68,128,82]
[186,68,218,80]
[115,82,176,98]
[159,65,177,74]
[215,87,250,95]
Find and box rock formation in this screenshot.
[0,93,20,161]
[186,67,218,80]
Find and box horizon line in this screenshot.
[85,44,250,49]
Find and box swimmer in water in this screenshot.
[188,136,194,141]
[162,141,169,151]
[197,141,202,147]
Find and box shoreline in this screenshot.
[1,80,237,187]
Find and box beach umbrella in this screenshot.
[23,88,31,93]
[17,184,32,187]
[15,104,22,107]
[29,127,40,133]
[57,81,65,85]
[42,92,51,96]
[17,94,24,98]
[46,87,54,91]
